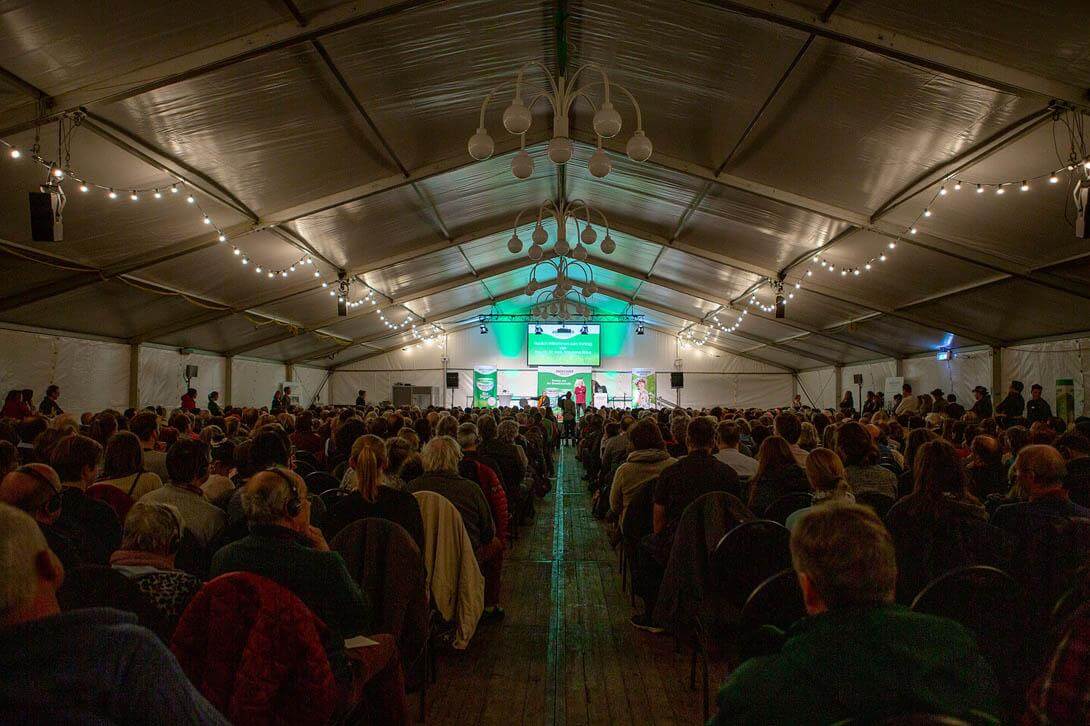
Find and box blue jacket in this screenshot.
[0,608,227,724]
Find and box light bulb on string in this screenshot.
[130,192,139,202]
[953,181,962,191]
[170,184,179,194]
[108,189,118,200]
[939,187,947,196]
[976,184,984,194]
[9,148,20,159]
[1049,175,1059,184]
[233,248,241,256]
[186,195,195,204]
[217,234,226,242]
[153,189,162,199]
[1020,181,1029,191]
[996,187,1005,195]
[79,184,89,193]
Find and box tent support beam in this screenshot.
[834,365,843,405]
[991,346,1003,399]
[224,356,233,407]
[128,344,140,409]
[0,0,439,136]
[695,0,1090,110]
[330,320,479,369]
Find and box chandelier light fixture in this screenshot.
[468,60,652,179]
[507,198,616,320]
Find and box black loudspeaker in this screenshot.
[29,189,64,242]
[853,374,864,385]
[185,364,199,379]
[670,372,684,389]
[446,372,460,388]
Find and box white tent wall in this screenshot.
[329,325,793,407]
[137,347,225,410]
[0,327,129,412]
[903,349,994,406]
[1002,338,1090,416]
[797,368,836,409]
[231,358,287,408]
[840,360,898,404]
[292,366,330,407]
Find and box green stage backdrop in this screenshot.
[473,365,498,407]
[537,367,593,407]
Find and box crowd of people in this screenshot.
[2,376,1090,723]
[0,391,559,723]
[572,380,1090,724]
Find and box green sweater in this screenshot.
[210,525,371,683]
[710,605,1001,725]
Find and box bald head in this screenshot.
[0,502,63,625]
[0,464,62,522]
[1013,445,1067,496]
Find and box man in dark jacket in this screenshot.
[1026,383,1053,424]
[476,415,525,501]
[710,504,1001,725]
[50,434,120,564]
[970,386,993,418]
[996,380,1025,418]
[211,467,371,690]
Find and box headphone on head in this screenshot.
[16,465,62,516]
[265,466,302,517]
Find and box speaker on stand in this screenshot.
[445,371,459,408]
[853,373,864,416]
[671,371,684,407]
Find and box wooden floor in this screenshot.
[424,445,726,725]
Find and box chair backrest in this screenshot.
[293,449,318,467]
[910,565,1028,698]
[712,519,792,608]
[764,492,814,525]
[57,564,167,640]
[621,479,656,541]
[874,716,970,725]
[305,471,341,495]
[171,572,339,726]
[319,487,350,511]
[292,460,316,479]
[855,490,895,519]
[740,568,806,632]
[331,518,428,664]
[85,483,135,522]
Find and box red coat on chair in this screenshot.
[171,572,339,726]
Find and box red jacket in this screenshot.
[171,572,339,726]
[463,460,509,544]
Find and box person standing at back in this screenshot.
[38,385,62,417]
[1026,384,1052,425]
[560,392,577,444]
[180,389,197,412]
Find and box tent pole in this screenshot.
[224,356,234,408]
[128,344,140,409]
[991,347,1003,401]
[834,365,843,407]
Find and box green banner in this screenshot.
[536,367,592,408]
[632,368,656,408]
[473,366,498,407]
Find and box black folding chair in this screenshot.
[910,565,1028,719]
[306,470,342,495]
[855,490,895,519]
[740,568,806,633]
[763,492,814,525]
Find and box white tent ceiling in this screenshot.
[1,0,1088,374]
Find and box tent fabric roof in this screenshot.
[1,0,1088,373]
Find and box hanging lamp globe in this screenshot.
[468,127,494,160]
[592,101,622,138]
[527,243,544,261]
[507,233,523,254]
[588,148,612,178]
[548,136,573,165]
[580,225,597,246]
[600,234,616,254]
[502,98,532,135]
[572,244,588,261]
[511,149,535,179]
[626,130,653,162]
[531,224,548,245]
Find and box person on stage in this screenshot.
[574,379,587,418]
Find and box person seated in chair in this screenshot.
[993,445,1090,530]
[709,503,1001,725]
[0,503,228,723]
[212,467,407,720]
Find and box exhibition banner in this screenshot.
[1057,378,1076,423]
[473,365,498,407]
[536,366,592,407]
[631,368,656,408]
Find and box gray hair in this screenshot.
[242,468,304,524]
[121,502,183,554]
[0,503,48,615]
[421,436,462,474]
[456,422,479,450]
[497,419,519,443]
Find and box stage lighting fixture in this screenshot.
[479,323,488,334]
[534,325,543,335]
[636,323,645,335]
[580,325,589,335]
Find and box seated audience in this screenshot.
[200,436,235,507]
[966,435,1007,499]
[774,413,808,465]
[837,421,898,499]
[130,411,169,483]
[785,447,854,531]
[324,434,425,550]
[993,445,1090,529]
[50,434,121,564]
[1055,432,1090,507]
[1024,600,1090,724]
[714,421,757,478]
[96,431,162,501]
[0,503,228,723]
[408,436,495,551]
[710,503,1001,724]
[747,435,808,513]
[609,417,676,527]
[0,463,85,570]
[109,502,202,635]
[139,439,226,550]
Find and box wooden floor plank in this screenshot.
[427,445,713,725]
